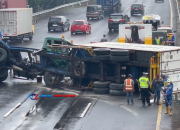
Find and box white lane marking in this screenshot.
[80,103,91,117]
[35,9,85,30]
[92,37,96,40]
[4,103,21,118]
[120,106,138,116]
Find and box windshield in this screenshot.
[49,18,61,22]
[87,7,97,12]
[158,29,172,33]
[132,4,141,8]
[72,21,84,25]
[110,15,123,19]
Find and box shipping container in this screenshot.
[0,8,33,42]
[97,0,121,13]
[0,0,27,9]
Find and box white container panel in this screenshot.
[160,60,180,71]
[161,51,180,62]
[17,8,32,35]
[0,8,32,36]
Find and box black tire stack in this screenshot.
[93,48,111,60]
[109,83,126,96]
[93,81,111,94]
[110,50,129,61]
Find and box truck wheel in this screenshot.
[74,61,86,77]
[93,55,110,60]
[109,90,126,96]
[0,48,7,63]
[109,83,124,90]
[0,69,8,82]
[93,48,111,55]
[93,88,109,94]
[111,50,129,56]
[94,81,111,88]
[44,71,62,86]
[29,36,33,41]
[110,56,129,61]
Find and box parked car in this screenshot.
[70,20,91,35]
[130,4,145,16]
[48,16,70,32]
[86,5,104,20]
[108,13,130,31]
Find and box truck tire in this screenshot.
[110,56,129,61]
[109,83,124,90]
[109,90,126,96]
[93,48,111,55]
[44,71,62,86]
[29,36,33,41]
[93,88,109,94]
[111,50,129,56]
[93,55,110,60]
[74,61,86,77]
[0,48,7,63]
[94,81,111,88]
[0,69,8,82]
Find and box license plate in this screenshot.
[135,9,138,10]
[53,24,57,26]
[3,37,9,39]
[76,29,80,31]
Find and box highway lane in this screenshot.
[0,0,176,130]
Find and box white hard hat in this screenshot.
[167,79,171,83]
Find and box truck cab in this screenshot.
[142,14,163,31]
[152,31,168,45]
[157,25,176,46]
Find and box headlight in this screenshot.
[122,66,126,70]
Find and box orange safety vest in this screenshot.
[125,79,134,92]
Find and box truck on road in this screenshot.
[0,8,34,43]
[97,0,121,13]
[0,0,27,9]
[0,35,180,94]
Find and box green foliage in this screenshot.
[27,0,79,13]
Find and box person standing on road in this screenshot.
[155,35,161,45]
[152,74,163,105]
[101,35,107,42]
[124,74,134,105]
[162,79,173,116]
[139,72,151,106]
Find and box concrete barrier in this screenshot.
[32,0,89,24]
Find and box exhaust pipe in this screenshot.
[12,65,23,71]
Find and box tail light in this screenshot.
[139,7,143,10]
[108,19,113,22]
[94,12,99,14]
[131,7,134,9]
[119,19,124,22]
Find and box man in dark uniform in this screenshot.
[139,72,151,106]
[101,35,107,42]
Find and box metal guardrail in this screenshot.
[32,0,89,23]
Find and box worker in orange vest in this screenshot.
[124,74,135,105]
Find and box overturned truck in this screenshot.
[0,37,180,94]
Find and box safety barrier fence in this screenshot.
[32,0,89,24]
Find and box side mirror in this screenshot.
[143,6,145,7]
[67,19,69,21]
[174,31,176,33]
[88,23,91,25]
[161,21,164,24]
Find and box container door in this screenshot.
[0,11,17,36]
[160,51,180,92]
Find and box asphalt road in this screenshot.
[0,0,179,130]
